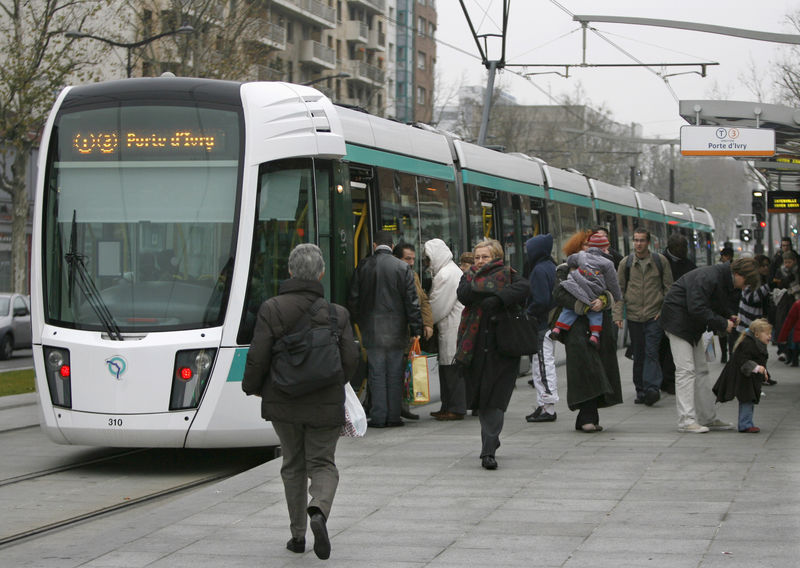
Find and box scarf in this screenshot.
[454,259,512,365]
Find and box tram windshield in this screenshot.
[42,104,241,332]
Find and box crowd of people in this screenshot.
[242,229,797,559]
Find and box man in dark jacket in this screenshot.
[659,233,697,394]
[523,234,559,423]
[349,231,422,428]
[242,244,359,560]
[660,258,760,433]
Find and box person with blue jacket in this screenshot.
[523,234,559,423]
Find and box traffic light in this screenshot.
[752,190,766,224]
[740,228,752,242]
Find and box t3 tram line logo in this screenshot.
[105,356,127,380]
[716,127,740,140]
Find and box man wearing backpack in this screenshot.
[613,228,673,406]
[349,231,422,428]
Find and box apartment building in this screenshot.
[90,1,434,120]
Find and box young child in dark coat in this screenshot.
[712,318,771,433]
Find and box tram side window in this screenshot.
[238,158,315,344]
[417,176,460,262]
[554,203,578,262]
[376,168,418,249]
[497,192,523,271]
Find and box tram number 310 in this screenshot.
[107,418,124,427]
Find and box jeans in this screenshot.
[366,347,405,425]
[628,318,664,398]
[531,330,558,409]
[666,331,719,428]
[738,401,755,431]
[556,307,602,330]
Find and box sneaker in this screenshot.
[778,354,786,362]
[550,328,563,343]
[702,419,734,431]
[588,335,600,350]
[678,423,709,433]
[527,409,556,422]
[763,378,777,386]
[525,406,543,421]
[739,426,760,433]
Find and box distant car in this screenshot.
[0,293,32,360]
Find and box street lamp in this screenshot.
[302,72,351,86]
[65,25,195,78]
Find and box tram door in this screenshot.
[466,187,499,250]
[349,165,375,269]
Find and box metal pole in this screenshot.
[126,47,132,78]
[477,60,497,146]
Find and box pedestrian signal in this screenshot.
[740,228,752,242]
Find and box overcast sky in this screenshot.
[435,0,800,138]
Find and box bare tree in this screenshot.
[116,0,282,81]
[0,0,104,292]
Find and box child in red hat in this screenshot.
[551,232,622,349]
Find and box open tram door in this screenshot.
[466,188,500,251]
[346,164,376,400]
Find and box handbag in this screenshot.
[495,309,539,357]
[341,383,367,437]
[702,330,716,362]
[271,298,344,397]
[403,338,430,404]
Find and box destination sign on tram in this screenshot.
[680,126,775,157]
[57,105,239,161]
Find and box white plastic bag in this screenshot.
[341,383,367,438]
[702,331,716,362]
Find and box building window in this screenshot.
[417,86,426,105]
[418,17,426,37]
[286,22,293,43]
[417,51,425,70]
[389,42,394,61]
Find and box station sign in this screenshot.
[767,190,800,213]
[680,126,775,157]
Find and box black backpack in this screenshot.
[270,298,344,397]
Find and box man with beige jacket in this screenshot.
[613,228,673,406]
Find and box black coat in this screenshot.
[662,249,697,282]
[553,263,623,411]
[713,334,767,404]
[659,263,736,346]
[242,278,359,426]
[348,248,422,349]
[457,268,529,411]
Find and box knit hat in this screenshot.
[586,232,610,248]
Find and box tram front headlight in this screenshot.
[43,346,72,408]
[170,348,217,410]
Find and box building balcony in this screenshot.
[367,28,386,52]
[299,40,336,70]
[347,0,386,14]
[253,20,287,50]
[345,20,369,44]
[271,0,337,29]
[348,60,385,85]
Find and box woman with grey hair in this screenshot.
[243,243,359,559]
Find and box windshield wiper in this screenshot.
[65,211,123,341]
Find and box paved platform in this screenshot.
[3,347,799,567]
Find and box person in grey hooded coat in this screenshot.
[424,239,466,420]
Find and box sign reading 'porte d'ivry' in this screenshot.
[680,126,775,157]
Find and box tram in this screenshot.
[31,78,714,447]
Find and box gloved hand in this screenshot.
[480,296,502,314]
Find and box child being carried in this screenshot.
[551,232,622,349]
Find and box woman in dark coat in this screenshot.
[713,319,771,433]
[242,244,359,559]
[455,238,529,470]
[552,230,623,432]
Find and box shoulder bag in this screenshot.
[495,309,539,357]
